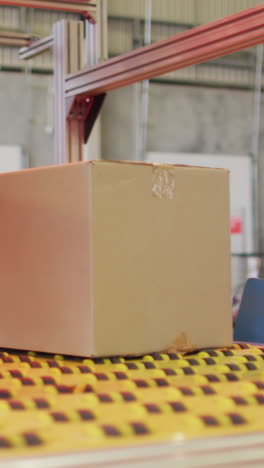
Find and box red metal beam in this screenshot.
[65,3,264,98]
[0,31,31,46]
[0,0,96,14]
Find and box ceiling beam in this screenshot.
[0,0,96,14]
[64,3,264,98]
[0,31,31,46]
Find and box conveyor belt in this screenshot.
[0,344,263,465]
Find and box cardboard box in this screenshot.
[0,161,232,356]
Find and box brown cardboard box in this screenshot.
[0,161,232,356]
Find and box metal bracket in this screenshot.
[65,93,105,163]
[84,93,105,142]
[67,97,92,121]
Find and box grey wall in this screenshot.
[101,85,138,161]
[101,82,264,254]
[147,84,254,155]
[102,83,257,158]
[0,72,53,167]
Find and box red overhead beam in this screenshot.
[0,31,31,46]
[0,0,96,14]
[65,3,264,98]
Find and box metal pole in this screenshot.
[144,0,152,46]
[85,18,98,68]
[138,0,152,161]
[251,43,263,253]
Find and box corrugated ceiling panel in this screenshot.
[30,9,77,36]
[0,6,20,29]
[108,0,263,24]
[108,0,144,18]
[195,0,263,24]
[151,0,195,24]
[108,17,133,54]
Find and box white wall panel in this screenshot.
[0,145,27,172]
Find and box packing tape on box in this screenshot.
[163,332,197,354]
[152,165,176,200]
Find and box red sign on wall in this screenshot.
[231,217,243,234]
